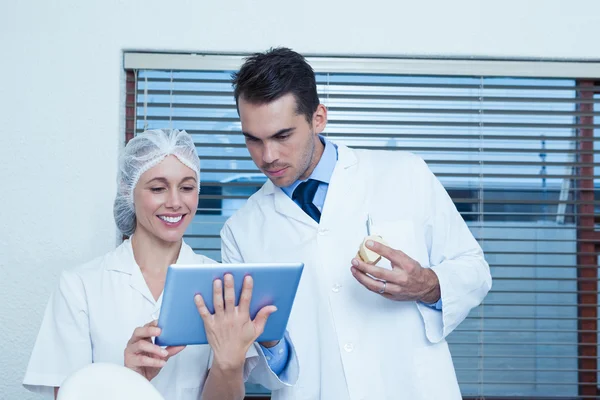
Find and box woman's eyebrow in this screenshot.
[145,176,197,185]
[180,176,197,183]
[145,177,168,185]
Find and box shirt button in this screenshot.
[318,228,329,236]
[278,348,284,354]
[332,283,342,293]
[344,342,354,352]
[266,356,272,361]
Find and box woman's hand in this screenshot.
[124,320,185,381]
[194,274,277,372]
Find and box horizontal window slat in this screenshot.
[455,328,596,333]
[140,114,599,129]
[129,128,600,145]
[135,67,600,397]
[450,342,590,346]
[202,169,598,180]
[456,381,592,386]
[142,76,600,92]
[185,233,597,245]
[453,354,597,359]
[456,368,598,373]
[137,102,600,118]
[187,141,598,153]
[139,89,600,104]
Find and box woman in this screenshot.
[23,129,295,399]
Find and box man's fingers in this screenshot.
[381,292,396,301]
[351,266,384,293]
[253,305,277,335]
[351,266,399,296]
[351,257,394,282]
[365,240,411,266]
[238,275,253,315]
[223,273,236,312]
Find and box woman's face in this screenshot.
[133,155,198,244]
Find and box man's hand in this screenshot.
[350,239,440,303]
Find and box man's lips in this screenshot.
[264,167,288,176]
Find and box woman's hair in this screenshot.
[113,129,200,236]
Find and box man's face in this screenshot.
[238,93,326,187]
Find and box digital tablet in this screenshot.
[155,262,304,346]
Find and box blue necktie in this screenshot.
[292,179,321,223]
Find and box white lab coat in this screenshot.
[221,144,492,400]
[23,239,298,399]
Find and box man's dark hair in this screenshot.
[232,47,320,123]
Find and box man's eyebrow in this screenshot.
[242,127,295,140]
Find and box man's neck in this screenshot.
[300,136,326,180]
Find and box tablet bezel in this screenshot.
[155,262,304,346]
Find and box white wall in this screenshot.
[1,0,599,398]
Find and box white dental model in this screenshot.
[357,214,387,264]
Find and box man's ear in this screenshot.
[312,104,328,135]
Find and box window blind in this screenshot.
[125,56,600,398]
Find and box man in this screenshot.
[221,47,492,400]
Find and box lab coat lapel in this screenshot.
[264,179,319,228]
[320,144,362,227]
[126,240,196,306]
[127,253,157,306]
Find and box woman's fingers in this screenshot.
[194,294,212,321]
[252,305,277,336]
[223,273,236,312]
[238,275,253,315]
[127,323,161,345]
[128,339,168,359]
[130,354,166,369]
[213,278,224,314]
[165,345,186,359]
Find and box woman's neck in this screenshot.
[130,229,182,276]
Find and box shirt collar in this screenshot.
[282,136,338,197]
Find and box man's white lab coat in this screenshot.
[221,144,491,400]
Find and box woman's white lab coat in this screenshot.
[23,239,297,399]
[221,145,492,400]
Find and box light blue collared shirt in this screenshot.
[282,136,442,311]
[256,141,333,375]
[259,338,289,376]
[281,136,337,212]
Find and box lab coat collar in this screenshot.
[261,143,358,227]
[105,237,197,305]
[262,143,357,196]
[105,238,195,274]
